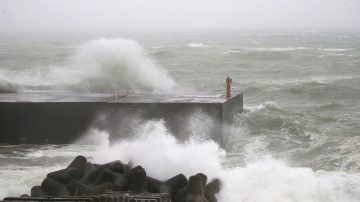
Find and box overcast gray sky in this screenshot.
[0,0,359,32]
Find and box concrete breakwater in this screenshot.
[0,92,243,146]
[15,155,221,202]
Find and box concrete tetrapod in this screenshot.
[21,155,221,202]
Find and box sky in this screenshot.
[0,0,359,32]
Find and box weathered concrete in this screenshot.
[0,92,243,145]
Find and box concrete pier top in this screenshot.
[0,92,238,103]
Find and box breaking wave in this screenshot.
[222,50,243,55]
[49,38,177,93]
[188,43,211,48]
[0,38,178,93]
[318,48,352,52]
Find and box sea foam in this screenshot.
[188,43,211,48]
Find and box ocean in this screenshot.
[1,31,360,201]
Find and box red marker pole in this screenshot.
[226,76,232,99]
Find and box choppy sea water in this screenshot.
[1,31,360,201]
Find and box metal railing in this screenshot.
[3,191,170,202]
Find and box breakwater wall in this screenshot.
[0,92,243,145]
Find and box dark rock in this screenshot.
[130,169,147,192]
[174,187,186,202]
[91,168,115,186]
[82,162,96,175]
[67,180,114,196]
[110,161,127,174]
[47,167,81,184]
[205,179,221,202]
[185,175,205,202]
[160,174,187,199]
[67,156,88,170]
[41,177,70,196]
[147,176,162,193]
[196,173,207,190]
[113,174,129,191]
[31,186,49,197]
[23,156,219,202]
[80,161,121,185]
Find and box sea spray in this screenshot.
[0,38,178,93]
[88,120,224,181]
[49,38,177,92]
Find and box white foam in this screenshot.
[188,43,211,48]
[222,50,242,55]
[248,47,309,52]
[0,166,64,198]
[244,101,278,113]
[219,159,360,202]
[90,120,224,180]
[318,48,352,52]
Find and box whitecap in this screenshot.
[188,43,211,48]
[318,48,352,52]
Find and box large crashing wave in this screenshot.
[78,121,360,202]
[50,38,177,93]
[0,38,177,93]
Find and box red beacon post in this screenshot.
[226,76,232,99]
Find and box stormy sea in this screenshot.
[1,31,360,201]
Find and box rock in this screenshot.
[195,173,207,190]
[67,180,114,196]
[113,174,129,191]
[41,177,70,196]
[130,169,147,192]
[91,168,115,186]
[205,179,221,202]
[23,157,220,202]
[147,176,162,193]
[31,186,49,197]
[67,155,88,171]
[185,175,205,202]
[160,174,187,199]
[110,161,127,174]
[47,167,81,184]
[80,161,121,185]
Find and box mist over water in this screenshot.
[1,31,360,201]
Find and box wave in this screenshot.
[221,47,310,56]
[244,47,309,52]
[49,38,177,93]
[80,122,360,202]
[327,53,353,57]
[219,159,360,202]
[222,50,242,55]
[188,43,211,48]
[1,120,360,201]
[0,38,178,93]
[318,48,352,52]
[244,102,281,113]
